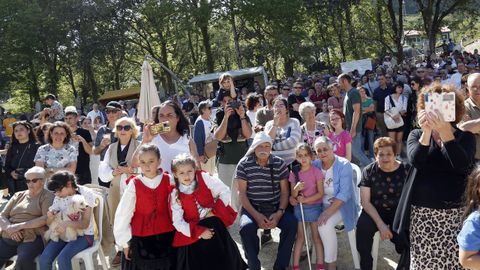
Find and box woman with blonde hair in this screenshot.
[98,116,140,266]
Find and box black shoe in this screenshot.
[260,233,272,247]
[2,195,11,201]
[335,224,345,233]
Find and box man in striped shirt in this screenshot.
[235,132,296,270]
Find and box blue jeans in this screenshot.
[364,129,375,158]
[239,210,297,270]
[0,236,44,270]
[352,133,371,167]
[39,235,93,270]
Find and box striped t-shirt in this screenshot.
[235,155,289,206]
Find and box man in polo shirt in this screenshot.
[372,74,393,137]
[235,132,296,270]
[459,73,480,162]
[93,101,123,187]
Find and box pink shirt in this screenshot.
[289,165,324,205]
[328,130,352,158]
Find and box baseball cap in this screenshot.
[64,106,78,115]
[106,101,122,110]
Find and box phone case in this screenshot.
[424,92,455,122]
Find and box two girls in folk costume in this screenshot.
[113,144,177,270]
[169,154,247,270]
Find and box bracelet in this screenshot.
[240,117,247,120]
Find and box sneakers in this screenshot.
[220,135,232,143]
[260,233,273,247]
[335,224,345,233]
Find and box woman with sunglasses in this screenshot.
[4,121,40,197]
[0,166,54,270]
[98,116,140,267]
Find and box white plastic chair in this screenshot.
[0,256,41,270]
[348,163,380,270]
[71,192,108,270]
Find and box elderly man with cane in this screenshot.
[234,132,297,270]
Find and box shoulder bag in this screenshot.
[384,95,404,129]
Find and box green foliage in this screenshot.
[0,0,477,111]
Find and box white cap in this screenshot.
[244,132,272,157]
[64,106,78,115]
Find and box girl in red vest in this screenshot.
[113,144,176,270]
[169,154,247,270]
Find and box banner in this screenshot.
[340,59,372,75]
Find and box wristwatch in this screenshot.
[278,208,285,214]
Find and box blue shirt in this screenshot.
[312,155,359,231]
[458,210,480,251]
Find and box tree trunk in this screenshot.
[187,30,198,66]
[386,0,404,63]
[159,31,174,95]
[344,2,358,59]
[376,0,386,55]
[66,65,78,100]
[283,56,294,78]
[229,5,242,69]
[200,25,214,73]
[28,59,41,109]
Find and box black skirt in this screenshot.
[176,216,247,270]
[122,230,177,270]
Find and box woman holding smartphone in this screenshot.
[141,100,198,173]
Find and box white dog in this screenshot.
[45,194,88,242]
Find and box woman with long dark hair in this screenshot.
[141,100,197,173]
[5,121,40,196]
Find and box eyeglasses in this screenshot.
[282,88,290,91]
[106,109,119,114]
[410,83,416,86]
[116,125,132,131]
[26,178,42,184]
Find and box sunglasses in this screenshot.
[116,125,132,131]
[26,178,42,184]
[282,88,290,91]
[410,83,416,86]
[106,109,119,114]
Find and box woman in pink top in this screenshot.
[327,110,352,161]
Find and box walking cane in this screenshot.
[293,165,312,270]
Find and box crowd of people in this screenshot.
[1,48,480,270]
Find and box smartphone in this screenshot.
[424,92,456,122]
[150,121,171,135]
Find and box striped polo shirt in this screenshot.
[235,154,289,206]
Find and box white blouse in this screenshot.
[384,94,408,113]
[170,172,231,238]
[113,173,174,248]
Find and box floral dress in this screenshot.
[34,144,78,169]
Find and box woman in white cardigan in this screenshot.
[384,82,408,156]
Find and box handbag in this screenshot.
[384,96,404,129]
[364,114,376,130]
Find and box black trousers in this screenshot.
[355,210,405,270]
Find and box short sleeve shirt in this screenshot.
[94,125,117,161]
[328,130,352,158]
[288,166,323,205]
[235,155,289,206]
[343,88,362,132]
[458,210,480,251]
[51,101,64,120]
[50,186,96,237]
[359,162,409,212]
[34,144,78,169]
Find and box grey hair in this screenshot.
[299,102,316,119]
[313,136,334,151]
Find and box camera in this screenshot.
[150,121,171,135]
[15,168,27,181]
[228,100,241,109]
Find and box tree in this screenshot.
[385,0,405,63]
[414,0,472,58]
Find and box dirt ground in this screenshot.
[1,194,400,270]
